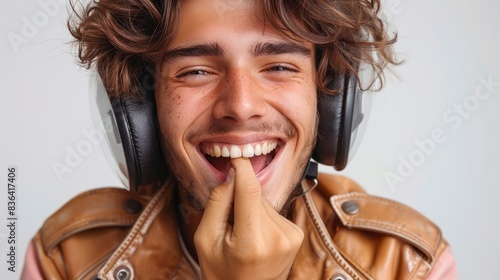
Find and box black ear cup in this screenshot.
[312,73,359,170]
[109,80,166,192]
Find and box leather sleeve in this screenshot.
[23,187,147,280]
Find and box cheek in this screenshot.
[157,91,188,134]
[290,87,317,130]
[164,92,182,115]
[307,91,318,127]
[294,90,317,145]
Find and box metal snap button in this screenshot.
[115,267,131,280]
[124,199,142,214]
[332,273,346,280]
[341,200,360,215]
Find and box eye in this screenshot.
[266,64,299,73]
[176,69,211,78]
[171,67,217,86]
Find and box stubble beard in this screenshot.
[159,121,317,218]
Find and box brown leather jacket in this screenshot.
[28,173,450,279]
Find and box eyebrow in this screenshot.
[252,42,312,57]
[163,41,312,61]
[163,43,224,61]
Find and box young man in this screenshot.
[23,0,457,279]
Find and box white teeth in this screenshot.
[230,145,242,158]
[262,142,268,155]
[222,146,230,157]
[254,144,262,156]
[242,144,254,157]
[203,141,278,158]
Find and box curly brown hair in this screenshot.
[69,0,397,97]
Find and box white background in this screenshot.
[1,0,499,279]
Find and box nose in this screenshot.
[212,68,266,123]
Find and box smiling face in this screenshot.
[155,0,317,212]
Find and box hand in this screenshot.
[194,157,304,280]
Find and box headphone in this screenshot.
[91,69,366,192]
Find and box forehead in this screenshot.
[179,0,258,26]
[170,0,311,51]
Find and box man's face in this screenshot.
[156,0,317,211]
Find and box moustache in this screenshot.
[188,120,297,139]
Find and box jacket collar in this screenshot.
[98,176,198,279]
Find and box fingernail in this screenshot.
[225,167,235,183]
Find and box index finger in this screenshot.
[231,157,263,237]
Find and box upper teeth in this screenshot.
[202,141,278,158]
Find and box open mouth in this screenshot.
[200,140,282,176]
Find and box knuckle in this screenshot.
[227,243,267,264]
[207,185,227,202]
[283,220,305,243]
[292,225,305,243]
[271,229,303,253]
[276,236,294,252]
[238,182,261,196]
[193,230,205,248]
[194,228,214,250]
